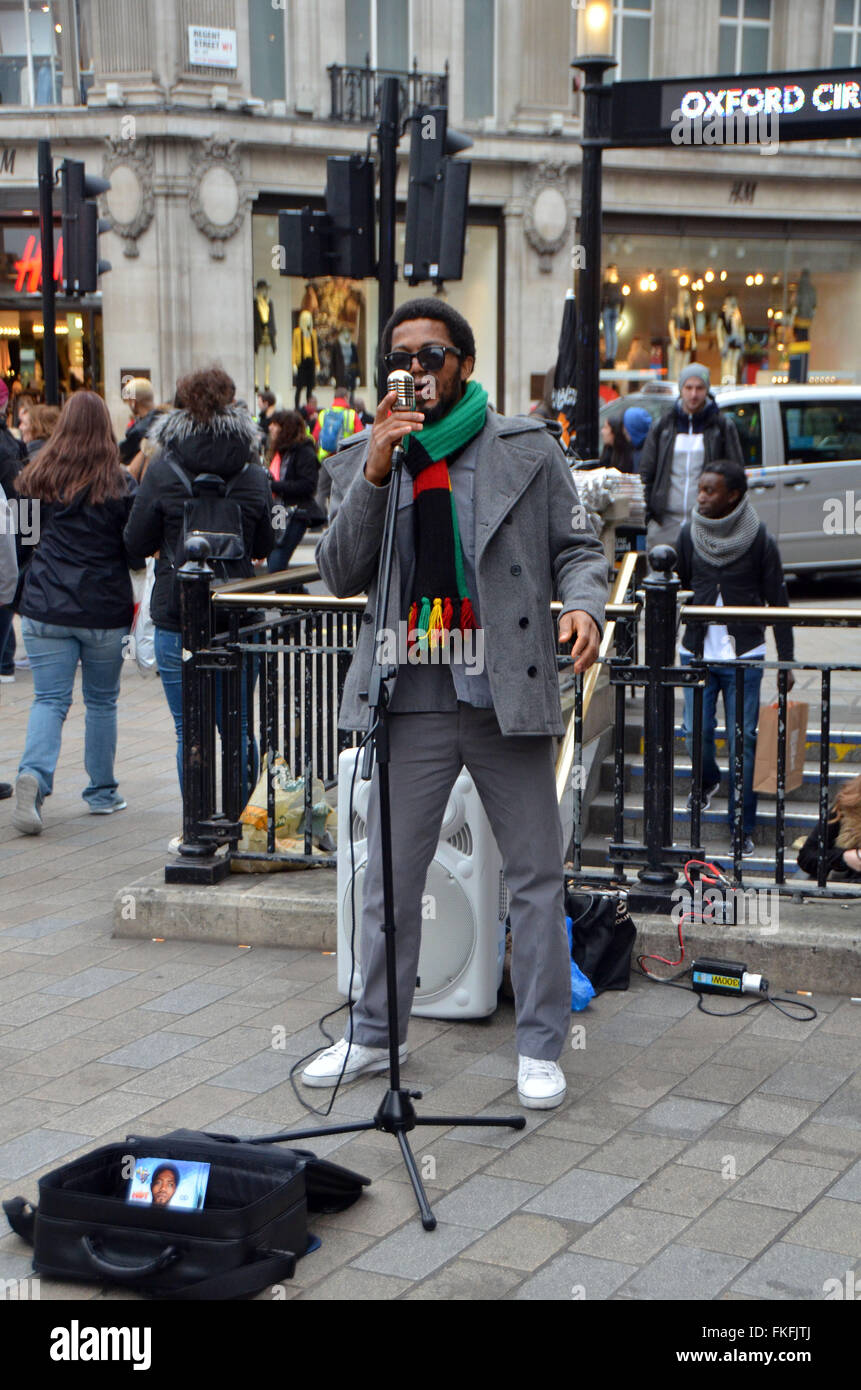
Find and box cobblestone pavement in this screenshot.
[0,619,859,1303]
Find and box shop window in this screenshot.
[781,400,861,465]
[613,0,652,82]
[249,0,285,102]
[0,0,65,106]
[346,0,409,71]
[721,401,763,469]
[464,0,494,120]
[718,0,771,76]
[833,0,861,64]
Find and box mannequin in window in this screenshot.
[789,269,816,384]
[716,295,745,385]
[600,264,624,368]
[668,288,696,383]
[331,329,359,397]
[253,280,277,391]
[292,309,320,409]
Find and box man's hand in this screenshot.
[559,610,601,674]
[364,390,424,486]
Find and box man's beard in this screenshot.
[419,377,465,426]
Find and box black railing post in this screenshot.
[639,545,680,887]
[177,536,215,858]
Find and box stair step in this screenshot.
[588,796,822,837]
[574,834,841,882]
[601,760,858,798]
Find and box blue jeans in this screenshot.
[681,652,763,838]
[17,619,127,808]
[154,626,258,799]
[268,514,308,573]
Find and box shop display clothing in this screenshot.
[717,300,745,385]
[254,287,277,391]
[292,311,320,408]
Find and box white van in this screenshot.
[600,384,861,573]
[713,385,861,574]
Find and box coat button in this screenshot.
[519,617,529,628]
[527,665,538,678]
[362,613,372,624]
[510,564,521,576]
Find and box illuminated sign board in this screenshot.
[12,234,64,293]
[610,66,861,146]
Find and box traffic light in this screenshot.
[279,156,376,280]
[277,207,331,278]
[61,159,111,294]
[326,156,376,278]
[430,159,471,283]
[404,106,472,285]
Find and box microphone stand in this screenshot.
[250,427,525,1231]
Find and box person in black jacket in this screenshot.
[797,772,861,882]
[675,458,794,857]
[265,409,323,572]
[0,379,26,680]
[123,367,274,794]
[11,392,144,835]
[639,364,744,551]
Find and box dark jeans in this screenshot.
[154,626,258,802]
[268,514,308,573]
[0,604,16,674]
[680,652,764,838]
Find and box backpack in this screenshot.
[164,457,251,588]
[317,407,347,456]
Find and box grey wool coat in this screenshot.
[316,408,609,736]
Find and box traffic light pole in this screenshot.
[376,75,400,403]
[38,139,59,406]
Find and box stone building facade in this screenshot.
[0,0,860,425]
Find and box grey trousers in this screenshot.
[350,706,571,1060]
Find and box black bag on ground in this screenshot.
[565,885,637,993]
[2,1129,369,1300]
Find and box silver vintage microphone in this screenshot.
[386,368,416,412]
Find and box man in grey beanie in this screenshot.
[639,363,744,551]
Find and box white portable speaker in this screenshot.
[336,748,507,1019]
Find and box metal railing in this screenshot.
[328,57,448,124]
[171,542,861,907]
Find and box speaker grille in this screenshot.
[446,825,473,857]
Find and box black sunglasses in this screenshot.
[383,344,462,373]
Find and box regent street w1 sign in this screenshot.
[609,66,861,146]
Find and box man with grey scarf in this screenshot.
[675,458,795,857]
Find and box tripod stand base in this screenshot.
[264,1087,526,1231]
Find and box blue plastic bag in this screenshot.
[566,916,596,1011]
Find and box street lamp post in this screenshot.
[572,3,616,461]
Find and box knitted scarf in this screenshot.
[690,495,761,567]
[403,380,488,648]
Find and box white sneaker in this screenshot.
[517,1056,566,1110]
[12,774,43,836]
[301,1037,407,1089]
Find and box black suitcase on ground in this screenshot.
[3,1129,369,1300]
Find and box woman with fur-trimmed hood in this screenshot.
[124,367,274,797]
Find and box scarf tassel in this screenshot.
[460,597,476,630]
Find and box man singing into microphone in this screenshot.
[303,299,607,1109]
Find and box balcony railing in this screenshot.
[328,57,449,124]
